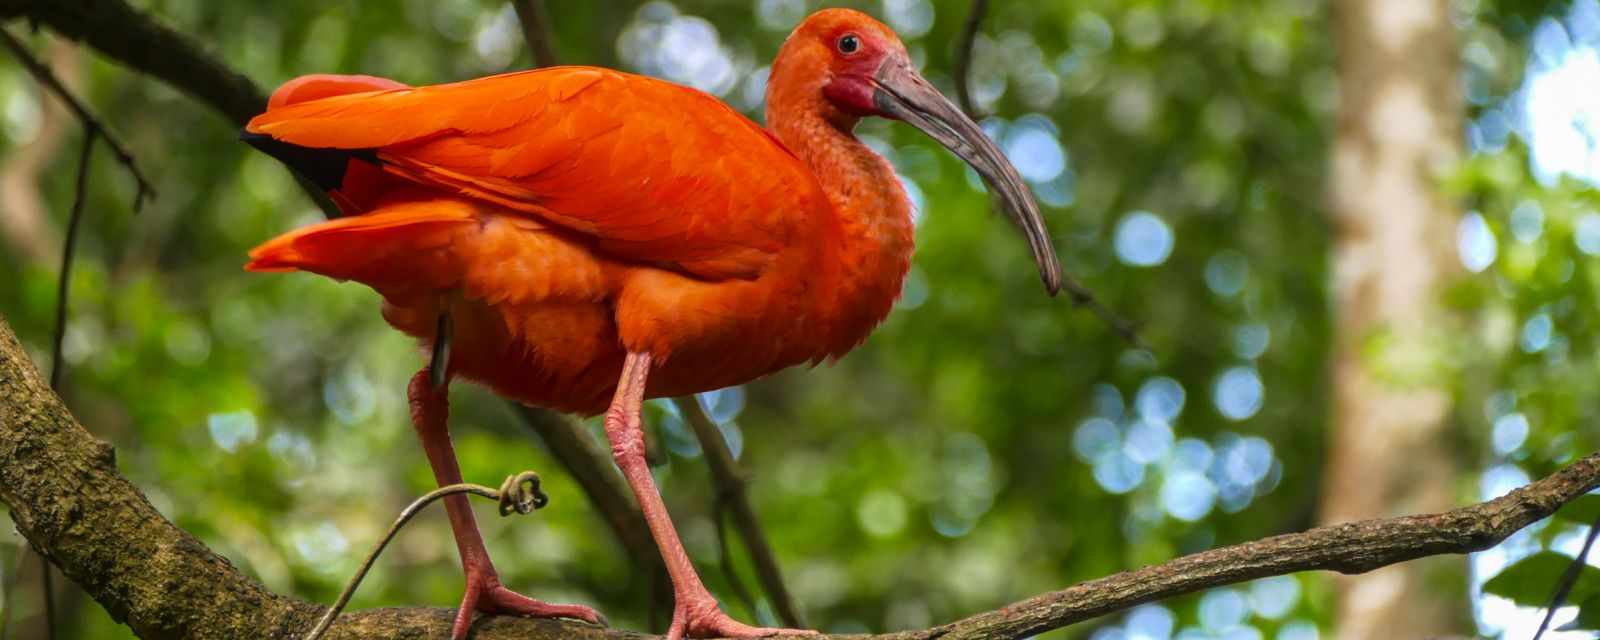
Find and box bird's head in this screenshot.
[773,8,1063,296]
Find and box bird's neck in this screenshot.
[767,95,915,358]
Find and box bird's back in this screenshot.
[248,67,837,281]
[246,68,851,413]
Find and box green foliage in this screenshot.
[1555,495,1600,524]
[1481,551,1600,632]
[0,0,1591,639]
[1481,0,1573,39]
[1576,593,1600,630]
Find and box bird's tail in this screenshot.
[267,73,410,109]
[245,200,476,293]
[247,74,413,214]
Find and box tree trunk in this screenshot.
[1321,0,1466,638]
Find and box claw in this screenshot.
[667,597,815,640]
[452,572,606,640]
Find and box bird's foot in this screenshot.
[451,573,606,640]
[667,597,815,640]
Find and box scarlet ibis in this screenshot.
[243,8,1061,639]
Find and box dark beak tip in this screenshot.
[1042,269,1063,296]
[876,60,1065,300]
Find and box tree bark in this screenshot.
[1323,0,1466,637]
[3,314,1598,639]
[0,0,676,600]
[0,314,621,640]
[0,2,1572,638]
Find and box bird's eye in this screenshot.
[837,34,861,55]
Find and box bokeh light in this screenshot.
[1457,212,1498,272]
[1213,367,1265,422]
[618,3,742,96]
[1115,211,1175,267]
[1205,251,1250,298]
[207,410,258,453]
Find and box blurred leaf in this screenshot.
[1555,494,1600,524]
[1572,593,1600,630]
[1481,0,1571,38]
[1483,551,1600,607]
[0,0,1589,637]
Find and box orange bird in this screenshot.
[243,8,1060,639]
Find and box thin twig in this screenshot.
[0,531,53,640]
[5,315,1600,639]
[711,496,762,623]
[0,0,332,220]
[0,29,155,209]
[512,405,672,613]
[301,472,551,640]
[1060,275,1147,351]
[672,396,804,628]
[49,134,94,392]
[948,4,1145,351]
[1,32,130,640]
[497,3,674,617]
[511,0,560,68]
[0,530,28,639]
[1531,512,1600,640]
[953,0,989,117]
[36,555,50,640]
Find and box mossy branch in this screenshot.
[2,1,1598,639]
[0,0,670,595]
[3,311,1598,639]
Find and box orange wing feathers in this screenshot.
[247,197,612,309]
[266,74,411,109]
[244,198,475,292]
[247,67,833,281]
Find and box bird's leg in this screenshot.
[603,352,813,640]
[429,311,453,390]
[409,319,603,640]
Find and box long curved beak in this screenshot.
[871,56,1063,296]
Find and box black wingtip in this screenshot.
[240,130,378,192]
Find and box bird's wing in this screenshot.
[247,67,831,281]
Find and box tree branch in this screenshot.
[0,25,155,394]
[1532,511,1600,640]
[511,0,559,68]
[952,0,988,118]
[498,5,794,622]
[1,0,666,588]
[946,1,1145,351]
[3,310,1598,639]
[923,459,1600,640]
[498,1,678,613]
[0,3,1140,598]
[0,0,260,124]
[512,405,671,599]
[46,126,92,395]
[5,2,1598,638]
[0,27,154,208]
[0,314,625,640]
[1,28,161,638]
[673,397,803,628]
[0,0,336,216]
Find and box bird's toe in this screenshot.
[478,580,607,625]
[672,598,816,639]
